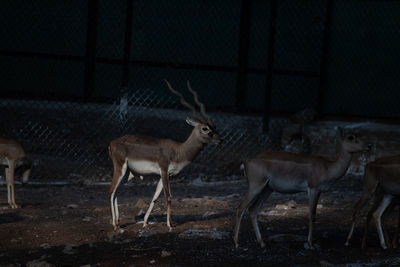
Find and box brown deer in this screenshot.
[0,138,31,208]
[345,155,400,249]
[234,132,370,249]
[108,80,221,231]
[358,190,400,249]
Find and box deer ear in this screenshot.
[186,118,199,127]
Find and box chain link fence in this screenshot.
[0,88,268,183]
[1,0,400,183]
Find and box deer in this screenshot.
[345,155,400,249]
[358,190,400,249]
[108,80,221,231]
[234,132,370,249]
[0,138,31,208]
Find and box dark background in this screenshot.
[0,0,399,120]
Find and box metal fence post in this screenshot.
[84,0,99,102]
[235,0,252,111]
[263,0,278,132]
[317,0,334,115]
[122,0,134,88]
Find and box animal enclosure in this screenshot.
[1,0,400,265]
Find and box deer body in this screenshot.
[234,134,368,248]
[111,134,203,175]
[109,81,220,231]
[0,138,31,208]
[345,155,400,249]
[250,151,352,193]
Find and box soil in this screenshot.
[1,175,400,266]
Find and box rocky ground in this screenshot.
[1,175,400,266]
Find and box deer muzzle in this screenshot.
[364,143,372,152]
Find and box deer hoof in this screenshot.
[10,203,20,209]
[304,242,314,250]
[233,237,239,249]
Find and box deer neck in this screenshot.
[325,148,353,182]
[177,129,205,163]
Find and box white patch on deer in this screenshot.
[127,160,161,175]
[168,161,190,176]
[127,172,134,181]
[0,158,8,165]
[240,163,246,176]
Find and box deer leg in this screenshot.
[108,160,128,231]
[361,192,383,248]
[143,178,163,227]
[345,193,373,246]
[393,205,400,249]
[307,188,320,249]
[234,183,268,248]
[373,194,393,249]
[382,202,394,248]
[6,160,18,209]
[248,188,272,248]
[383,223,392,249]
[160,169,172,230]
[5,167,10,203]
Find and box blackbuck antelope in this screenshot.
[234,133,370,249]
[108,80,221,231]
[0,138,31,208]
[345,155,400,249]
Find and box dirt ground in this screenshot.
[1,175,400,266]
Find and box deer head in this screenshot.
[165,80,221,145]
[341,134,371,153]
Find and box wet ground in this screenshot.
[1,175,400,266]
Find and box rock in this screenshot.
[40,243,51,249]
[259,210,280,216]
[82,217,91,222]
[268,234,306,243]
[161,250,171,257]
[107,230,123,239]
[62,244,77,255]
[135,199,147,209]
[178,230,229,240]
[275,204,289,210]
[138,231,157,238]
[287,200,297,209]
[202,211,217,217]
[67,204,78,209]
[150,260,156,264]
[320,260,334,267]
[26,258,53,267]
